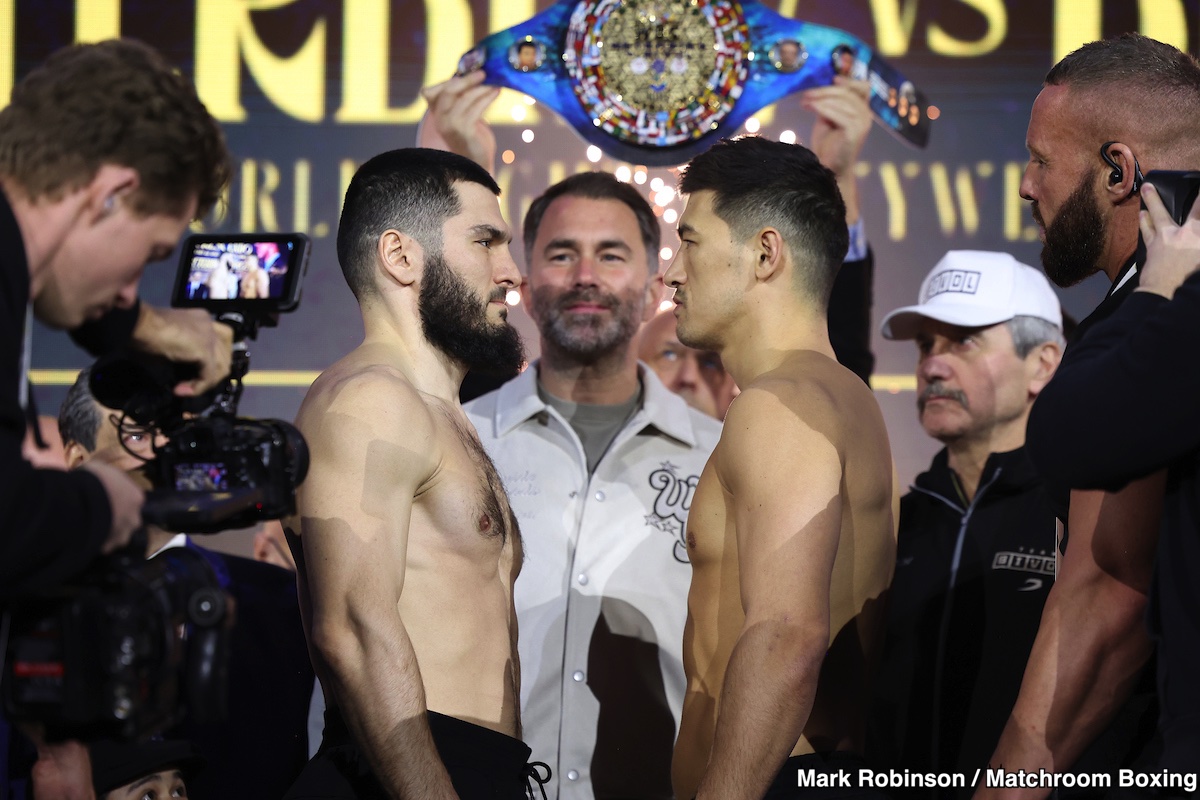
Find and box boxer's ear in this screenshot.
[377,229,423,288]
[753,227,785,283]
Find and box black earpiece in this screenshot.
[1100,141,1144,194]
[1101,142,1123,184]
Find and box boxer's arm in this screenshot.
[695,385,842,800]
[298,372,458,800]
[977,478,1162,800]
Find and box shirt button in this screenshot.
[572,670,585,682]
[577,573,588,586]
[594,490,606,501]
[567,770,580,781]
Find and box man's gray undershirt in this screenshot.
[538,380,643,475]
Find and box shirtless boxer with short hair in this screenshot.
[284,148,533,799]
[665,136,898,800]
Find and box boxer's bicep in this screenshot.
[298,374,437,636]
[720,386,842,629]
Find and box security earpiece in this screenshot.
[1101,142,1123,184]
[1099,141,1144,195]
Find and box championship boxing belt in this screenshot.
[457,0,932,166]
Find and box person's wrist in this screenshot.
[128,302,160,347]
[1134,283,1173,299]
[841,184,861,227]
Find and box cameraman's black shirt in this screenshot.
[0,188,112,596]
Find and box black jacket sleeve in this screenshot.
[69,300,141,357]
[828,248,875,385]
[1,193,125,596]
[0,448,113,597]
[1026,273,1200,491]
[2,301,114,596]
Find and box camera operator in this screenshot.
[1024,183,1200,775]
[0,39,233,597]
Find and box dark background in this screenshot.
[15,0,1200,497]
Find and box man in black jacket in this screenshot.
[979,36,1200,793]
[1,39,232,598]
[869,251,1064,798]
[1024,177,1200,777]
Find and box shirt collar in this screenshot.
[492,360,704,448]
[148,532,190,558]
[916,445,1039,497]
[1108,242,1145,298]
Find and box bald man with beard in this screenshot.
[980,34,1200,794]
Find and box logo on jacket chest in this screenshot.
[643,461,699,564]
[992,546,1055,591]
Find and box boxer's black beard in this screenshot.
[420,252,525,377]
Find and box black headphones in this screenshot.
[1100,141,1144,195]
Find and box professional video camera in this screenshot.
[1,233,312,741]
[95,232,314,533]
[2,546,229,741]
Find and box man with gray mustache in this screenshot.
[868,251,1064,799]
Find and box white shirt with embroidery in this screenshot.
[466,364,722,800]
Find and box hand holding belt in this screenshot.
[457,0,932,166]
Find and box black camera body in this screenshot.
[84,349,310,533]
[2,547,229,741]
[145,415,308,533]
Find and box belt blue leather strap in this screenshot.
[458,0,932,166]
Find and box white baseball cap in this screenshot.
[881,251,1063,341]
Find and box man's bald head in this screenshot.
[1045,33,1200,169]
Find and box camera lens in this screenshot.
[188,588,226,627]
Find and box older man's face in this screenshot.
[913,318,1037,447]
[640,311,734,419]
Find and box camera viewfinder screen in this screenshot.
[174,463,230,492]
[183,241,292,302]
